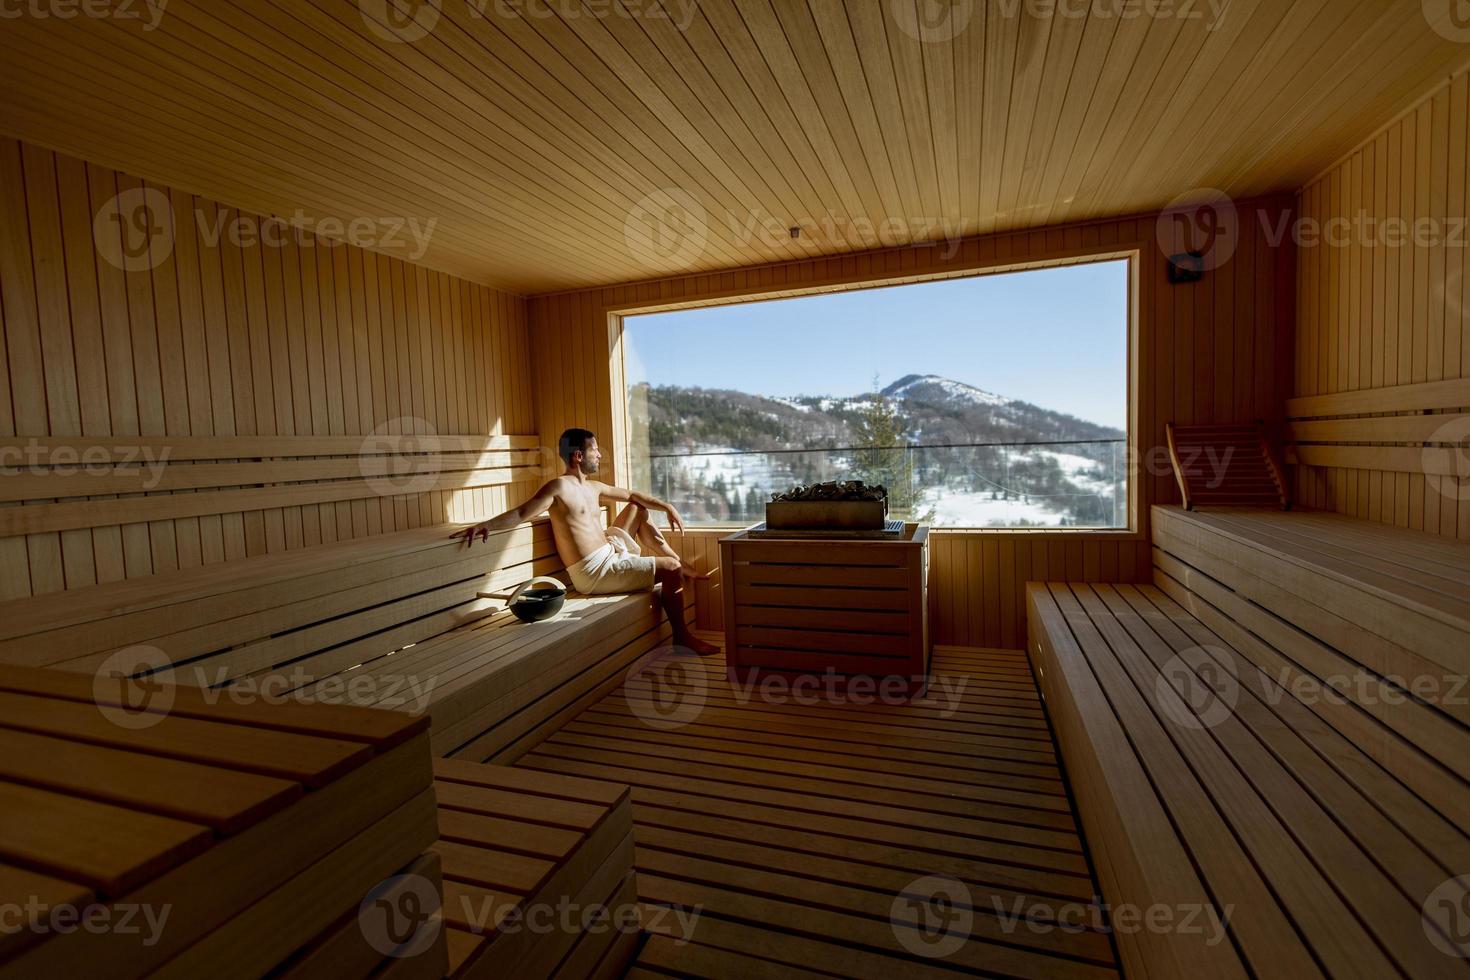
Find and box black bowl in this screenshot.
[510,587,565,623]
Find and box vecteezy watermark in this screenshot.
[1424,875,1470,958]
[1426,416,1470,504]
[93,645,175,731]
[1268,667,1469,710]
[0,437,171,490]
[359,873,443,959]
[889,0,976,43]
[453,893,700,943]
[188,665,439,715]
[625,188,709,272]
[1157,188,1239,272]
[1424,0,1470,43]
[1155,647,1240,730]
[890,875,973,958]
[730,209,969,261]
[469,0,700,31]
[93,192,439,272]
[94,186,175,273]
[992,895,1235,947]
[624,647,708,730]
[360,416,442,497]
[0,898,172,947]
[360,0,441,42]
[728,668,970,717]
[890,0,1229,43]
[1259,210,1470,251]
[0,0,168,30]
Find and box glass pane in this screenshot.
[623,260,1129,529]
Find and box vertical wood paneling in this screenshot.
[533,200,1295,647]
[1294,67,1470,540]
[0,137,533,598]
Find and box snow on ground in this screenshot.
[1041,451,1117,495]
[917,487,1059,527]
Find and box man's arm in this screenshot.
[451,480,560,546]
[596,484,686,532]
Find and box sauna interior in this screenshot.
[1,1,1469,977]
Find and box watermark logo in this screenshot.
[94,187,175,273]
[93,645,174,730]
[0,0,169,30]
[0,898,171,946]
[1424,875,1470,958]
[1157,188,1238,272]
[359,873,442,958]
[890,0,975,43]
[1425,0,1470,42]
[890,875,972,958]
[624,646,707,730]
[625,188,708,271]
[469,0,700,31]
[992,896,1233,946]
[0,438,171,490]
[360,0,441,42]
[1155,647,1239,730]
[360,417,441,497]
[1426,416,1470,503]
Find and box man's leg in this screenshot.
[612,502,647,537]
[635,518,680,562]
[654,563,718,656]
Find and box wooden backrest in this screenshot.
[0,434,545,542]
[1165,422,1290,510]
[1285,377,1470,504]
[0,519,565,690]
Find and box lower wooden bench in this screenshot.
[1028,581,1470,978]
[430,759,638,980]
[0,664,442,980]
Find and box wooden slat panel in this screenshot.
[0,137,534,596]
[0,781,212,896]
[0,4,1462,291]
[1292,68,1470,539]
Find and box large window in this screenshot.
[621,258,1130,530]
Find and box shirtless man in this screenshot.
[453,427,719,656]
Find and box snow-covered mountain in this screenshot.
[631,377,1125,528]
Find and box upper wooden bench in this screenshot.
[1027,506,1470,977]
[0,518,691,760]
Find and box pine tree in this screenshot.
[851,378,933,522]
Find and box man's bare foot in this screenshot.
[678,634,720,657]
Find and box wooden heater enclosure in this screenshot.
[719,525,930,693]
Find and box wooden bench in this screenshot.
[431,759,638,980]
[0,518,693,760]
[1027,506,1470,977]
[0,664,441,978]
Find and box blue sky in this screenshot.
[623,259,1129,430]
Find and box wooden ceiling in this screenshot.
[1,0,1465,293]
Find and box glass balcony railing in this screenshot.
[631,440,1127,529]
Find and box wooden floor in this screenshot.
[513,633,1118,979]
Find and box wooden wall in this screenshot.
[530,202,1296,648]
[0,137,537,600]
[1291,67,1470,539]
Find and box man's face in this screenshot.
[576,438,601,475]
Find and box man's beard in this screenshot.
[579,459,599,475]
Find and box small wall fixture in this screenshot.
[1168,251,1206,285]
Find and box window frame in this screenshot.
[605,246,1142,537]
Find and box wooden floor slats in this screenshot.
[514,638,1117,978]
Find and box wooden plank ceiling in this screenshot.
[1,0,1465,294]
